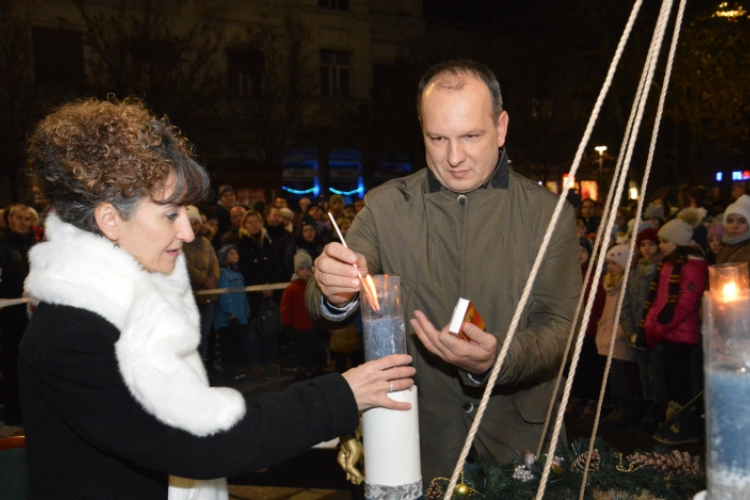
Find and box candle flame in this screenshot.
[723,281,739,300]
[362,274,380,311]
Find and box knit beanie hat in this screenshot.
[217,245,238,266]
[725,194,750,223]
[643,203,665,221]
[606,244,631,270]
[636,227,659,248]
[658,207,706,246]
[186,205,201,222]
[579,237,593,257]
[708,220,725,241]
[293,250,313,271]
[300,215,316,229]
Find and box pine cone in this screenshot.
[627,450,702,478]
[425,481,444,500]
[571,449,600,472]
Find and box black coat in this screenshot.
[237,233,282,286]
[0,229,36,301]
[19,303,358,500]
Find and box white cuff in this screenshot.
[320,294,360,320]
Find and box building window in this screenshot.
[319,0,349,10]
[320,50,350,97]
[130,39,177,90]
[32,27,85,90]
[227,49,264,98]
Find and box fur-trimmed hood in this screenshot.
[25,214,245,437]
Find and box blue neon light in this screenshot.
[282,186,315,195]
[329,187,363,196]
[716,172,723,182]
[733,171,744,181]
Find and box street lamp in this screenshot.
[595,145,607,200]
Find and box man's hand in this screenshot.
[410,310,497,374]
[314,242,369,307]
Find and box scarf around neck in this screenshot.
[25,214,245,500]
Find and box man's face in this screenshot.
[230,206,246,228]
[220,190,236,208]
[267,208,282,227]
[354,200,364,213]
[330,200,344,215]
[420,75,508,193]
[299,197,311,213]
[732,183,746,199]
[309,205,323,220]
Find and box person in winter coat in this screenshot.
[284,216,324,279]
[308,60,581,480]
[716,194,750,266]
[0,203,36,426]
[19,98,415,500]
[183,205,220,363]
[281,251,326,380]
[568,237,607,419]
[596,244,640,426]
[643,208,708,445]
[620,228,668,432]
[214,245,258,368]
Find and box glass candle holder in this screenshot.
[703,289,750,499]
[708,262,749,294]
[361,274,407,362]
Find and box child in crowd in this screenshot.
[281,251,326,380]
[214,245,258,371]
[643,208,707,445]
[596,244,640,426]
[621,228,668,432]
[706,220,725,265]
[567,237,607,419]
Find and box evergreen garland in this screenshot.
[429,438,705,500]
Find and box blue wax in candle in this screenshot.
[363,317,407,362]
[706,367,750,498]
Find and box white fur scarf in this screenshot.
[25,214,246,500]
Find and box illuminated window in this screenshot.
[732,171,743,181]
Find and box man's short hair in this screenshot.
[218,185,234,197]
[416,59,503,124]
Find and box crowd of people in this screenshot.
[567,182,750,446]
[0,186,370,434]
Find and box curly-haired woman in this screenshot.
[19,98,415,500]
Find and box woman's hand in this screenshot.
[342,354,415,411]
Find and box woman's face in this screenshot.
[581,201,596,219]
[8,209,32,235]
[659,238,677,257]
[725,214,749,239]
[606,260,624,276]
[244,215,262,236]
[302,225,316,242]
[639,240,658,260]
[579,246,590,265]
[116,197,194,275]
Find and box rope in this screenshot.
[441,2,646,499]
[574,1,681,497]
[0,282,292,309]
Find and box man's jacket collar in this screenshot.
[426,148,509,194]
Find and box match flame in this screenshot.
[362,274,380,311]
[723,281,739,301]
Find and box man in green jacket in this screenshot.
[307,59,581,481]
